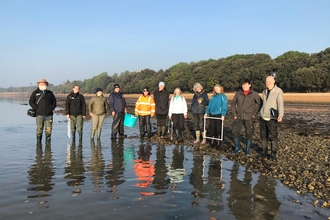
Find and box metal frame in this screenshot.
[203,116,224,141]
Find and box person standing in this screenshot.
[168,88,188,142]
[29,78,57,145]
[153,81,169,138]
[260,76,284,160]
[135,87,155,138]
[190,83,209,144]
[203,84,228,146]
[65,85,86,143]
[108,83,127,139]
[231,79,262,156]
[88,88,108,140]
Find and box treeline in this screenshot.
[1,47,330,94]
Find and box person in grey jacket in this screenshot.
[190,83,209,144]
[260,76,284,160]
[231,79,261,156]
[88,88,108,140]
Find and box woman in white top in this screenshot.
[168,88,187,142]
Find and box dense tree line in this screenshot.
[1,47,329,94]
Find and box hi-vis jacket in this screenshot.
[135,95,155,116]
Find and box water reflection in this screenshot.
[152,144,169,190]
[134,144,154,189]
[27,144,55,198]
[64,143,85,187]
[253,175,281,219]
[85,140,106,192]
[167,145,185,192]
[227,162,253,219]
[204,157,225,212]
[105,139,125,189]
[189,154,204,198]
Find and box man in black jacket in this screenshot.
[29,78,57,145]
[231,79,261,156]
[108,84,127,139]
[153,81,169,138]
[65,85,86,143]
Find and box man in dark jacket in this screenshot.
[108,83,127,139]
[231,79,261,156]
[190,83,209,144]
[29,78,57,145]
[153,81,169,138]
[65,85,86,143]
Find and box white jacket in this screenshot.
[168,95,187,116]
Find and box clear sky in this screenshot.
[0,0,329,88]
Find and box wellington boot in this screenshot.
[71,132,76,143]
[45,134,51,143]
[36,134,42,146]
[78,132,83,143]
[161,126,166,138]
[261,140,268,157]
[245,139,252,156]
[179,130,185,142]
[90,129,96,140]
[157,126,161,137]
[232,138,241,154]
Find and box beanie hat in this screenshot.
[95,88,103,93]
[114,83,120,89]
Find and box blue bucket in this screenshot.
[124,113,137,128]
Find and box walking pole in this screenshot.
[170,120,173,140]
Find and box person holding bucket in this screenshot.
[88,88,108,140]
[168,88,188,143]
[135,87,155,138]
[108,83,127,140]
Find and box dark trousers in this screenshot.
[172,114,184,131]
[260,118,278,142]
[112,112,124,136]
[193,114,204,131]
[209,114,222,137]
[232,119,254,139]
[156,114,167,126]
[138,115,151,136]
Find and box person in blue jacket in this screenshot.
[108,84,127,139]
[203,84,228,146]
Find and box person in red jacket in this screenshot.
[135,87,155,138]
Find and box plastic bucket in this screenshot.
[124,113,137,128]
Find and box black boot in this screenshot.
[71,132,76,143]
[232,138,241,154]
[179,130,185,142]
[175,130,180,143]
[36,134,42,146]
[78,132,83,143]
[270,152,277,161]
[270,141,278,161]
[261,140,268,157]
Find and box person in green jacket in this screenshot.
[88,88,108,140]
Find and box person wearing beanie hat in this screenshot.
[153,81,169,138]
[135,87,155,138]
[88,87,108,140]
[108,83,127,139]
[29,78,56,145]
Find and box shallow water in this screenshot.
[0,97,329,220]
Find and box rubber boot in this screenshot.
[245,139,252,156]
[261,140,268,157]
[97,129,102,140]
[90,129,96,140]
[161,126,166,138]
[36,134,42,146]
[194,130,200,144]
[45,134,51,143]
[180,130,185,142]
[201,131,207,144]
[270,141,278,161]
[157,126,161,138]
[232,138,241,154]
[175,130,180,144]
[78,132,83,143]
[71,132,76,143]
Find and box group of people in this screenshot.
[29,75,283,160]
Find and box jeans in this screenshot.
[70,115,83,133]
[112,112,125,136]
[138,115,151,136]
[36,115,53,137]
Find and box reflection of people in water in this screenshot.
[227,162,253,219]
[64,143,86,187]
[86,140,105,190]
[253,175,280,219]
[27,144,55,198]
[189,155,204,198]
[204,157,225,212]
[167,145,185,191]
[105,139,126,188]
[134,144,155,188]
[152,144,170,190]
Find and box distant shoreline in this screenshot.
[1,92,330,104]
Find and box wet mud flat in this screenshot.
[55,96,330,209]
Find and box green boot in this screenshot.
[161,126,166,138]
[78,132,83,143]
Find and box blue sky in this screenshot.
[0,0,329,88]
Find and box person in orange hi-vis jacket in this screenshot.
[135,87,155,138]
